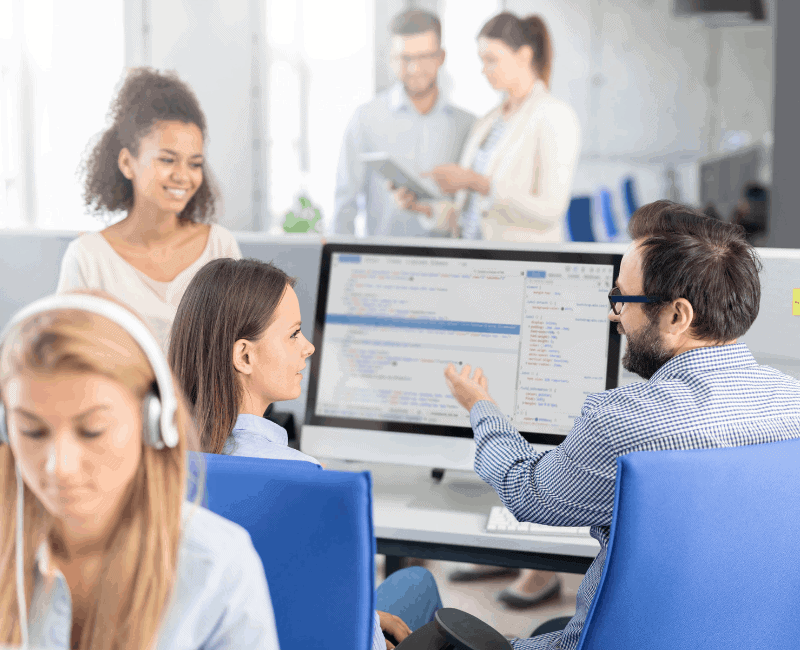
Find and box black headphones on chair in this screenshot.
[0,293,180,449]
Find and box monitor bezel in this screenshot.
[304,243,622,447]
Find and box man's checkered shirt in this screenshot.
[471,344,800,649]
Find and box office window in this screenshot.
[265,0,373,233]
[0,0,22,228]
[0,0,124,230]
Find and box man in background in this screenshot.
[333,10,475,237]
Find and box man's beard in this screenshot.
[404,77,436,99]
[620,319,674,380]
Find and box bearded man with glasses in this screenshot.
[442,199,800,650]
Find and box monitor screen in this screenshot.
[305,244,622,447]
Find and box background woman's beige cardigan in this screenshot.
[431,81,581,242]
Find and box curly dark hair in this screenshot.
[81,67,218,223]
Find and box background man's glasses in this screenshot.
[391,51,441,67]
[608,286,664,315]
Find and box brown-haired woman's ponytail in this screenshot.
[478,12,554,88]
[522,15,553,88]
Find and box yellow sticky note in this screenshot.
[794,289,800,316]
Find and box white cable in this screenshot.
[15,465,29,648]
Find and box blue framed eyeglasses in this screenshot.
[608,286,664,315]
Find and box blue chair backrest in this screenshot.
[566,196,595,242]
[621,176,639,220]
[188,452,375,650]
[577,438,800,649]
[597,188,619,241]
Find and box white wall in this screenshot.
[438,0,504,118]
[10,0,124,231]
[300,0,374,234]
[498,0,773,207]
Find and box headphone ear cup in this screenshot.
[142,392,164,449]
[0,403,8,445]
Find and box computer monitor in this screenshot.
[302,243,622,470]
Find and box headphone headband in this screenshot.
[0,294,179,448]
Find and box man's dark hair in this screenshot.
[390,9,442,45]
[628,200,762,343]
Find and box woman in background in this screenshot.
[394,12,580,243]
[0,291,278,649]
[169,257,444,650]
[57,67,242,351]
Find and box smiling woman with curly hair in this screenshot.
[57,67,242,351]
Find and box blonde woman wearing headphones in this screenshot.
[0,292,278,649]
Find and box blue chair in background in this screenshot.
[596,187,620,241]
[566,196,595,242]
[621,175,639,221]
[577,438,800,649]
[188,452,375,650]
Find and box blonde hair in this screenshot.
[0,290,199,649]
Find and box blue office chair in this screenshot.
[621,175,639,221]
[566,196,595,242]
[596,187,620,241]
[187,453,375,650]
[577,438,800,649]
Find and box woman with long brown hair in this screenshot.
[170,258,447,650]
[169,258,319,462]
[0,291,278,649]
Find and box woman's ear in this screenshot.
[118,147,134,180]
[232,339,253,376]
[517,44,534,69]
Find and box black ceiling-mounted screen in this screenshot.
[674,0,766,20]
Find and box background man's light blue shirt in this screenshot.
[28,502,280,649]
[333,83,475,237]
[224,413,321,466]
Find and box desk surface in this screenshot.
[324,459,600,574]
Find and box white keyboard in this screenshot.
[486,506,591,537]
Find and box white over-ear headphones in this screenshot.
[0,293,180,449]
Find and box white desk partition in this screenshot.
[0,230,325,423]
[740,247,800,380]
